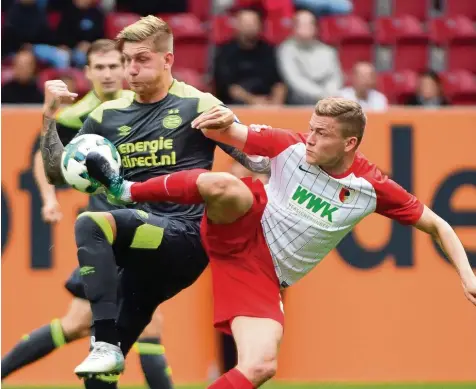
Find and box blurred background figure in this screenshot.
[2,49,43,104]
[213,7,286,105]
[2,0,52,57]
[116,0,188,15]
[339,61,388,111]
[294,0,352,17]
[405,70,450,107]
[278,9,342,105]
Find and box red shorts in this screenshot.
[200,177,284,335]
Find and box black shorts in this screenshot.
[64,267,87,299]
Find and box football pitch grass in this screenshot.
[3,383,476,389]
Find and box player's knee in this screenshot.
[61,311,91,340]
[140,311,163,338]
[240,359,277,384]
[75,211,116,246]
[197,172,242,202]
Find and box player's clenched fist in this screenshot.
[43,80,78,118]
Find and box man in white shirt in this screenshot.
[87,98,475,388]
[339,61,388,111]
[277,10,343,104]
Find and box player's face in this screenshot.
[122,40,173,95]
[305,113,356,167]
[86,50,124,96]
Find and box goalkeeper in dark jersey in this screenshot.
[39,16,270,388]
[2,40,175,389]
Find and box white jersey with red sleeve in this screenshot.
[243,127,424,287]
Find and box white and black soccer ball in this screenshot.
[61,134,121,194]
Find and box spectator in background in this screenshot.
[294,0,352,17]
[213,7,287,105]
[2,0,52,57]
[116,0,188,15]
[277,9,342,105]
[405,70,450,107]
[2,49,43,104]
[339,62,388,111]
[56,0,105,68]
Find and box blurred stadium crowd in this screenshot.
[2,0,476,107]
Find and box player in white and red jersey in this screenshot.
[86,97,476,389]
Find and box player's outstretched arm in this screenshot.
[40,80,77,186]
[414,206,476,305]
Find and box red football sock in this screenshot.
[130,169,207,204]
[208,368,255,389]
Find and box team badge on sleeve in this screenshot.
[339,187,356,203]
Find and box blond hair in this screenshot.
[87,39,122,64]
[315,97,366,145]
[116,15,173,52]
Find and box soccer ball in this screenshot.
[61,134,121,194]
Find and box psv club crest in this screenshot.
[338,186,356,203]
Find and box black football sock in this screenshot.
[75,212,118,345]
[1,319,69,379]
[135,337,173,389]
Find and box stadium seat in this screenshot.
[47,11,61,31]
[352,0,375,21]
[264,16,293,44]
[173,68,208,91]
[320,16,373,72]
[38,68,90,96]
[378,70,418,104]
[211,15,235,45]
[188,0,211,21]
[172,43,208,73]
[440,70,476,105]
[1,66,14,85]
[376,16,429,72]
[445,0,476,20]
[430,16,476,72]
[105,12,141,40]
[393,1,427,20]
[160,13,207,41]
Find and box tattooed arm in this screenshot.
[40,80,78,185]
[226,147,271,175]
[40,115,66,185]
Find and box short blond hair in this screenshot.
[315,97,366,145]
[116,15,173,52]
[87,39,122,65]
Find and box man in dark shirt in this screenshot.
[40,15,269,387]
[56,0,105,67]
[213,7,286,105]
[2,49,43,104]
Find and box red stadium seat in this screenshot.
[172,42,208,73]
[320,16,373,72]
[1,66,14,85]
[320,15,372,45]
[446,0,476,20]
[173,68,208,91]
[188,0,211,21]
[47,12,61,30]
[430,16,476,72]
[440,70,476,105]
[105,12,141,40]
[378,70,418,104]
[430,16,476,44]
[352,0,375,21]
[393,1,427,20]
[38,68,90,96]
[160,13,207,41]
[211,15,235,45]
[376,16,429,72]
[264,16,293,44]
